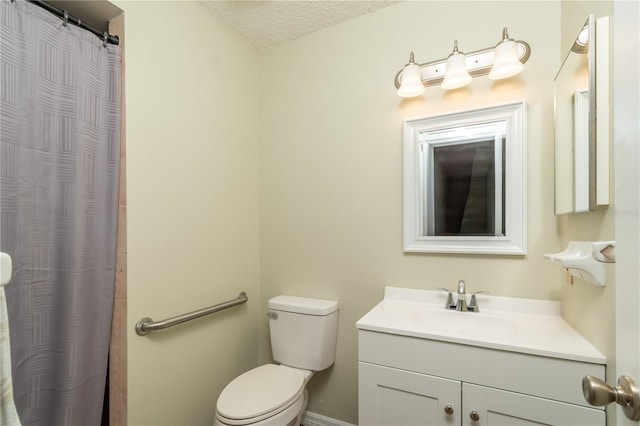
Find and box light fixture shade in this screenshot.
[397,62,425,98]
[441,52,472,90]
[489,38,524,80]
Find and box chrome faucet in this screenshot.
[456,280,468,311]
[438,281,485,312]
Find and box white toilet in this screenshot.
[214,295,339,426]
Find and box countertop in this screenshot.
[356,287,606,364]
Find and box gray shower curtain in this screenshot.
[0,0,121,424]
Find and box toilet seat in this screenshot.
[216,364,309,425]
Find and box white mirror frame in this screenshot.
[403,101,527,255]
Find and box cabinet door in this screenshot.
[462,383,605,426]
[359,362,461,426]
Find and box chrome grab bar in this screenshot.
[135,291,248,336]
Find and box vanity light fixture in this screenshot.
[571,23,589,54]
[488,28,525,80]
[441,41,473,90]
[395,27,531,98]
[396,52,426,97]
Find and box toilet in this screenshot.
[214,295,339,426]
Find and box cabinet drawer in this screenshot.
[359,330,605,408]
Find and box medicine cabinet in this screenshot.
[554,14,610,214]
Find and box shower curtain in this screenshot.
[0,0,121,424]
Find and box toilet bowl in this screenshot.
[214,295,339,426]
[214,365,312,426]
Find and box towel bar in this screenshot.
[135,291,248,336]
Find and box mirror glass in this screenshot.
[404,102,527,255]
[422,122,505,237]
[554,14,610,214]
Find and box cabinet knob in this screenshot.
[470,410,480,422]
[444,404,454,415]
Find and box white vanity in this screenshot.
[356,287,606,425]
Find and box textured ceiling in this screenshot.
[200,1,400,51]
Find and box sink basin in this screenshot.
[356,286,607,364]
[411,308,518,338]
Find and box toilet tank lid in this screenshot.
[269,295,338,315]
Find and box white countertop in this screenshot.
[356,287,606,364]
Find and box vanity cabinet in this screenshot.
[358,330,605,426]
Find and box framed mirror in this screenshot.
[554,14,610,214]
[403,101,527,255]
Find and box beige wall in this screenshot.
[113,1,261,425]
[260,1,564,423]
[110,0,617,424]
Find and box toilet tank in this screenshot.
[268,295,338,371]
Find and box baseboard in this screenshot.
[301,411,357,426]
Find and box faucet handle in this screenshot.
[436,287,456,310]
[468,291,488,312]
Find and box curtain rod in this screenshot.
[25,0,120,46]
